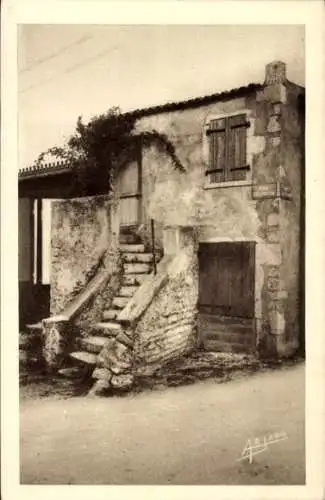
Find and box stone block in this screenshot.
[92,367,112,381]
[267,115,281,134]
[269,290,288,300]
[269,310,286,335]
[88,379,111,397]
[42,320,67,369]
[257,84,287,104]
[258,244,282,266]
[265,61,286,85]
[116,331,134,349]
[270,137,281,147]
[267,213,279,227]
[97,338,132,374]
[267,276,280,292]
[266,229,280,243]
[267,266,280,279]
[271,103,282,115]
[280,183,293,200]
[252,183,277,200]
[111,373,134,390]
[58,367,85,379]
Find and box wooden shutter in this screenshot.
[206,114,249,183]
[207,118,226,183]
[227,114,248,181]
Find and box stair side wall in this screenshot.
[73,251,123,337]
[133,232,199,376]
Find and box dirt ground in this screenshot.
[19,351,301,400]
[20,360,305,485]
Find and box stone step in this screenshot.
[122,274,148,286]
[119,286,139,297]
[26,322,43,333]
[94,321,122,336]
[198,313,253,327]
[112,296,130,309]
[198,320,253,335]
[102,309,119,321]
[79,336,109,354]
[119,244,145,253]
[69,351,97,365]
[122,252,153,264]
[116,331,134,349]
[119,233,141,244]
[203,331,254,345]
[124,263,151,274]
[202,340,254,354]
[58,366,86,379]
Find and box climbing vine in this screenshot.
[33,107,185,195]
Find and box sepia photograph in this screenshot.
[1,1,324,499]
[17,23,306,485]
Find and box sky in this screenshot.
[18,24,305,168]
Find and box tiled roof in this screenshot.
[19,82,264,179]
[122,83,264,119]
[19,160,71,179]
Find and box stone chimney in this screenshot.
[257,60,287,104]
[265,61,287,85]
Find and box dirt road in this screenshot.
[20,363,305,485]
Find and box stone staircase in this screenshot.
[68,242,155,371]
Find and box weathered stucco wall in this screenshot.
[50,194,113,315]
[135,97,251,249]
[134,228,198,375]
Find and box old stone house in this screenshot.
[19,60,305,392]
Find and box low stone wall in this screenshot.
[90,338,134,394]
[50,194,113,315]
[42,251,122,371]
[42,195,122,370]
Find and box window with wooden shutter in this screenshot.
[206,113,249,183]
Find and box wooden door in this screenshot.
[118,159,142,227]
[198,242,255,352]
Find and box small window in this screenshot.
[206,114,249,183]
